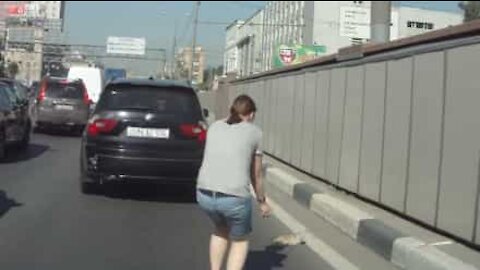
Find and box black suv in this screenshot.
[80,79,208,194]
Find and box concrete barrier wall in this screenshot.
[199,37,480,245]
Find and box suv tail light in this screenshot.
[82,83,91,105]
[87,118,118,137]
[180,123,207,143]
[38,82,47,102]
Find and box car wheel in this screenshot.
[0,139,5,160]
[81,182,103,195]
[33,121,43,133]
[74,125,85,136]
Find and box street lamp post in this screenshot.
[189,1,201,85]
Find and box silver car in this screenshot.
[35,77,91,134]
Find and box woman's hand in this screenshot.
[259,201,272,218]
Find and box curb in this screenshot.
[266,196,360,270]
[265,166,478,270]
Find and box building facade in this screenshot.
[0,1,66,83]
[177,46,206,85]
[226,1,463,75]
[224,20,244,75]
[236,10,264,77]
[224,9,265,77]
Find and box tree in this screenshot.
[459,1,480,22]
[7,62,19,79]
[214,65,224,76]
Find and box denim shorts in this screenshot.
[197,189,252,240]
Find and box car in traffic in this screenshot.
[30,81,40,97]
[0,82,31,159]
[67,65,104,104]
[0,78,32,107]
[0,78,35,122]
[34,77,91,134]
[79,79,208,194]
[0,84,9,159]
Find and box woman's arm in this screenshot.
[251,155,266,202]
[251,154,271,217]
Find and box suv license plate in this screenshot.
[126,127,170,139]
[55,105,74,110]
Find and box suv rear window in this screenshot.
[97,86,202,117]
[46,81,84,99]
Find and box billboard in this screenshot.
[273,44,327,68]
[6,1,63,19]
[339,6,399,40]
[3,1,64,28]
[107,36,146,56]
[7,4,26,16]
[339,6,371,39]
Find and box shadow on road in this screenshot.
[35,127,83,138]
[0,190,22,219]
[0,144,50,164]
[245,245,288,270]
[101,183,197,204]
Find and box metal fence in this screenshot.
[201,22,480,246]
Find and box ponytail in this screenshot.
[226,95,257,125]
[227,106,243,125]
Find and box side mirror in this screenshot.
[203,108,209,118]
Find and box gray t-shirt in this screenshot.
[197,120,263,198]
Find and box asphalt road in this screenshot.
[0,132,333,270]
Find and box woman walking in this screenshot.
[197,95,271,270]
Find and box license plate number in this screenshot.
[126,127,170,139]
[55,105,74,111]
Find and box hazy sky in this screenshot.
[64,1,461,75]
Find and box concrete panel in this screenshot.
[438,44,480,241]
[339,66,365,192]
[358,62,387,201]
[227,84,236,105]
[291,74,306,167]
[300,72,318,173]
[275,77,288,161]
[253,81,264,128]
[260,80,269,130]
[269,78,278,155]
[326,68,347,185]
[357,219,406,261]
[258,81,266,129]
[272,78,282,157]
[247,82,254,97]
[280,76,296,162]
[381,57,413,212]
[405,52,444,226]
[266,80,275,153]
[311,194,373,240]
[312,70,331,179]
[293,183,321,208]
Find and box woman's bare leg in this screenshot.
[226,239,249,270]
[210,226,230,270]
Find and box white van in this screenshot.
[67,66,104,104]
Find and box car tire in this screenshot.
[0,138,5,160]
[81,182,103,195]
[74,125,85,137]
[33,121,43,133]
